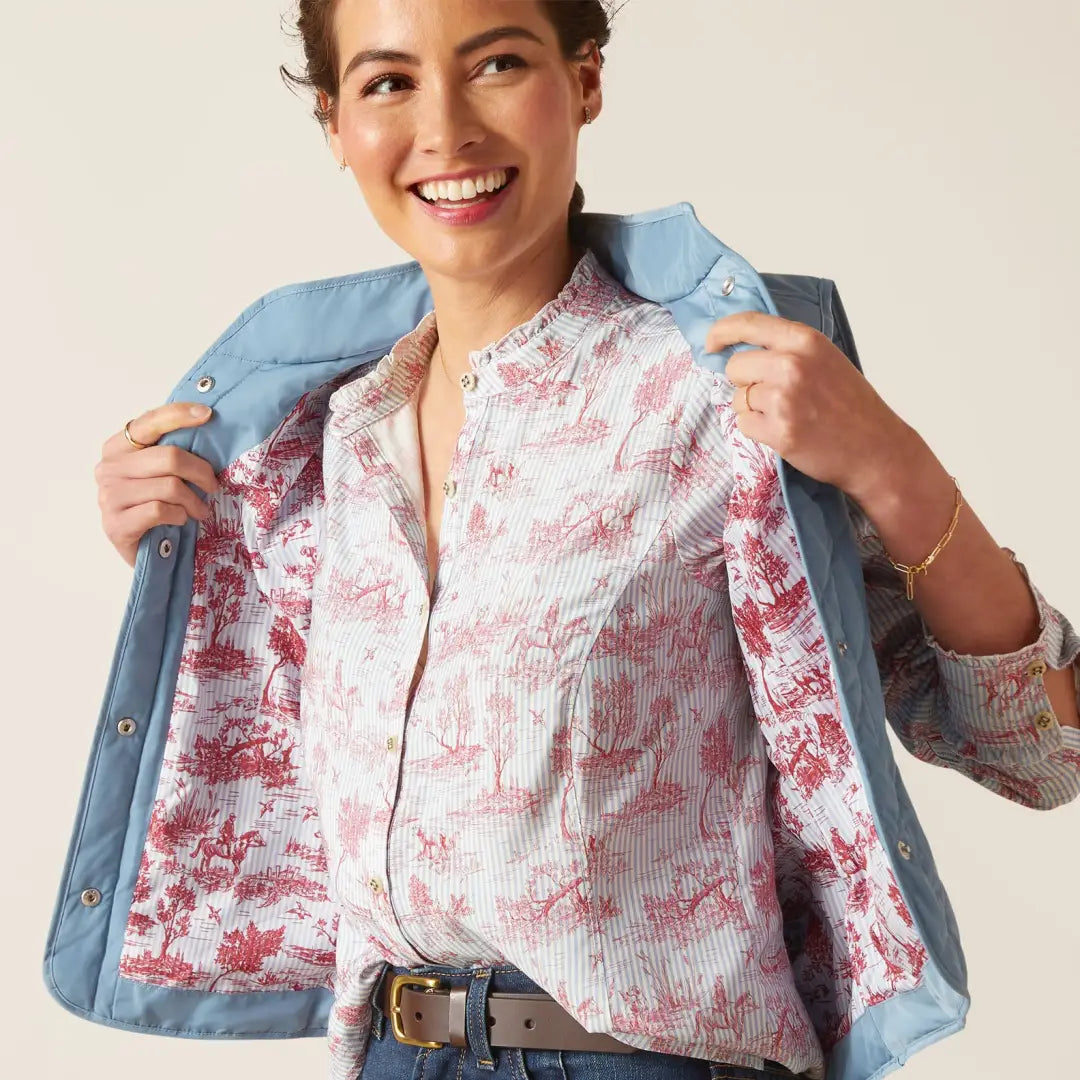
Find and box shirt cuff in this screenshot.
[919,550,1080,764]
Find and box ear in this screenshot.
[318,89,343,159]
[576,41,603,123]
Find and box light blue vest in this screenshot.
[43,202,968,1080]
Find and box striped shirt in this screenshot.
[299,248,1080,1079]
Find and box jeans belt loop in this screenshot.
[465,968,496,1070]
[369,964,388,1041]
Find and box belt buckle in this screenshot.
[388,973,445,1048]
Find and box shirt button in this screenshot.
[1026,658,1048,678]
[1035,710,1056,731]
[368,876,383,893]
[386,735,397,752]
[442,478,457,498]
[460,372,477,392]
[897,840,913,860]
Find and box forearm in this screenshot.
[846,425,1080,729]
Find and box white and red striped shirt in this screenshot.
[297,249,1080,1078]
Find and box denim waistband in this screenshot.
[363,961,799,1080]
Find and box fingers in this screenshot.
[107,501,193,556]
[96,442,220,496]
[103,402,214,459]
[99,474,215,523]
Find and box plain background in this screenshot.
[3,1,1077,1077]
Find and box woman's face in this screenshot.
[322,0,601,281]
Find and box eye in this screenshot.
[478,54,527,76]
[361,72,412,98]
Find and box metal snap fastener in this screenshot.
[443,479,457,498]
[837,640,848,655]
[897,840,912,860]
[460,372,477,391]
[158,538,173,558]
[720,275,736,296]
[196,376,215,393]
[80,888,102,907]
[1035,710,1055,731]
[117,718,137,736]
[1026,658,1047,678]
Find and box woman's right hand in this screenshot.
[96,403,222,569]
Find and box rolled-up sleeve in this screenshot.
[844,493,1080,810]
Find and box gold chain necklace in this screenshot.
[436,339,455,387]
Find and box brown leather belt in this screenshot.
[382,972,636,1052]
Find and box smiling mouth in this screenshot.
[408,165,518,207]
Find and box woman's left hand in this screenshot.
[705,310,916,499]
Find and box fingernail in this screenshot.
[190,405,211,419]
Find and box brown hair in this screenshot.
[279,1,618,216]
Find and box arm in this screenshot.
[844,435,1080,809]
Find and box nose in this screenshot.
[414,80,486,160]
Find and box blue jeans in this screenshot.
[361,963,799,1080]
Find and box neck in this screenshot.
[424,228,583,382]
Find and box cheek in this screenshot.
[512,89,575,167]
[339,112,406,186]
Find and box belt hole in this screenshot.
[415,1011,423,1020]
[524,1018,535,1029]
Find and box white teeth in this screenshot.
[417,168,510,203]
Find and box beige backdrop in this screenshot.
[3,1,1078,1077]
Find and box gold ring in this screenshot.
[124,420,151,450]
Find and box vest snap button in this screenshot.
[117,718,137,736]
[158,538,173,559]
[720,275,736,296]
[81,888,102,907]
[897,840,912,860]
[196,376,215,393]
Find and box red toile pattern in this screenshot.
[118,250,1080,1080]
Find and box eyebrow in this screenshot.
[339,25,546,86]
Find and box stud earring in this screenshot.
[584,106,593,125]
[339,155,347,171]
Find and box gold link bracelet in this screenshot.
[881,475,964,601]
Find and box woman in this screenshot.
[85,2,1080,1079]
